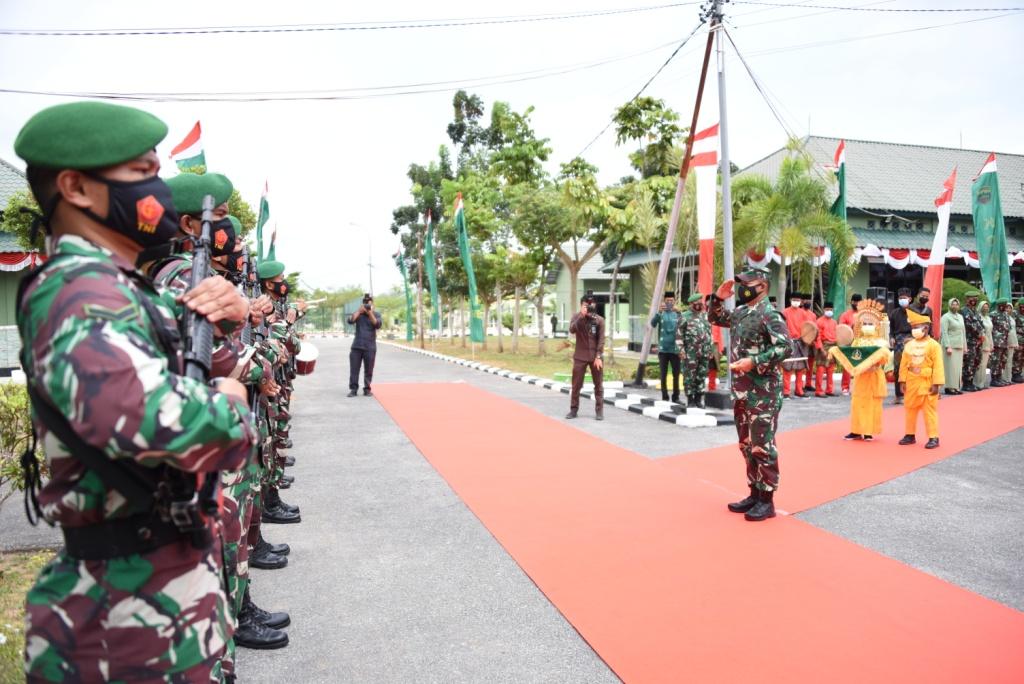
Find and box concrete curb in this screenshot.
[379,341,730,429]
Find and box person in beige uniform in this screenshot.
[567,292,605,421]
[1003,308,1018,384]
[976,301,993,388]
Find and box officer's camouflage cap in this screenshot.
[15,101,168,169]
[687,293,704,304]
[736,267,770,283]
[166,172,233,215]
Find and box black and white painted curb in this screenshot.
[376,340,731,428]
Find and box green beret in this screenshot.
[964,290,982,298]
[165,172,233,215]
[995,297,1010,305]
[15,101,168,170]
[258,260,285,279]
[736,266,770,282]
[687,293,704,304]
[1016,298,1024,307]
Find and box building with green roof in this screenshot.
[0,157,32,371]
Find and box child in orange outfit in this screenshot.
[898,309,944,449]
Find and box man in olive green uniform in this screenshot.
[960,290,985,392]
[651,291,682,402]
[708,267,791,522]
[14,101,255,682]
[1012,299,1024,383]
[679,293,715,408]
[989,298,1012,387]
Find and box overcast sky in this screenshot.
[1,0,1021,293]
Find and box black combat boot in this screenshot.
[348,390,358,397]
[662,391,670,402]
[727,486,759,513]
[266,488,300,515]
[243,588,291,630]
[1013,375,1024,384]
[262,506,301,524]
[695,393,705,409]
[280,474,295,486]
[257,532,290,556]
[671,394,680,404]
[284,455,296,467]
[744,489,776,522]
[235,601,289,650]
[565,410,578,419]
[249,539,288,569]
[595,409,604,421]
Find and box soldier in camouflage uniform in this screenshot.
[708,267,791,522]
[960,290,985,391]
[14,101,256,682]
[1012,298,1024,383]
[678,293,714,408]
[988,298,1012,387]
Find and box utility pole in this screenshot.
[417,218,426,349]
[367,236,374,296]
[714,0,735,390]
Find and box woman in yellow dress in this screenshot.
[831,300,891,441]
[898,309,945,449]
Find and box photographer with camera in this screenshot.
[567,291,605,421]
[348,293,382,397]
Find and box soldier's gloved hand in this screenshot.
[215,377,247,402]
[180,275,249,325]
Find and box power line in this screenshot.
[0,39,685,102]
[734,1,1023,11]
[574,22,707,160]
[730,0,897,28]
[0,3,700,37]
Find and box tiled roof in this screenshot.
[599,248,690,272]
[853,227,1024,252]
[739,136,1024,219]
[0,156,27,208]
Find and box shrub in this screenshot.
[0,383,45,514]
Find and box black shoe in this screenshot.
[364,389,373,397]
[266,489,300,515]
[993,380,1010,387]
[803,385,815,392]
[671,395,680,404]
[245,595,291,630]
[249,546,287,569]
[235,607,289,650]
[257,533,290,557]
[898,435,916,446]
[595,412,604,421]
[278,478,292,490]
[863,435,873,442]
[943,388,955,395]
[282,439,294,450]
[695,393,705,409]
[565,411,578,420]
[925,438,940,449]
[1013,376,1024,384]
[280,474,295,486]
[962,384,978,392]
[727,487,759,513]
[843,433,862,441]
[893,396,903,405]
[744,490,776,521]
[347,390,358,397]
[283,455,296,467]
[262,506,302,524]
[661,394,670,402]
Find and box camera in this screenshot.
[363,293,372,310]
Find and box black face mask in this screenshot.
[802,301,812,310]
[736,284,761,305]
[79,174,180,248]
[209,218,237,257]
[266,280,288,297]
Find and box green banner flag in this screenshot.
[395,251,414,342]
[454,194,484,342]
[425,214,441,331]
[826,140,848,309]
[972,153,1012,301]
[256,181,270,263]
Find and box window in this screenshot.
[867,219,876,229]
[916,222,924,231]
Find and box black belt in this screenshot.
[62,513,191,561]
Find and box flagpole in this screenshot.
[715,7,734,392]
[631,24,717,387]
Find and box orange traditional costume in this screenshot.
[899,308,944,446]
[829,300,891,439]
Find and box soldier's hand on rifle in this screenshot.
[286,308,297,324]
[730,357,754,375]
[180,275,249,325]
[215,377,247,402]
[715,280,734,301]
[251,294,274,317]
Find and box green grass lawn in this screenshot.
[0,550,52,682]
[391,335,638,382]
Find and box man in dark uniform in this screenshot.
[567,292,605,420]
[889,287,915,404]
[989,298,1012,387]
[650,291,682,402]
[348,292,382,397]
[1012,298,1024,383]
[708,267,791,522]
[960,290,985,391]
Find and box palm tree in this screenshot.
[733,140,856,304]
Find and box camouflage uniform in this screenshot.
[961,303,984,388]
[708,294,791,492]
[20,236,255,682]
[1012,303,1024,380]
[678,309,715,406]
[989,307,1011,381]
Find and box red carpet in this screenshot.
[661,384,1024,512]
[375,383,1024,683]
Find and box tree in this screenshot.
[1,190,43,251]
[613,97,684,179]
[733,140,856,303]
[553,157,611,309]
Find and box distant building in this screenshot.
[0,157,38,372]
[548,241,629,337]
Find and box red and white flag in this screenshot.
[923,167,957,334]
[169,121,205,170]
[692,123,719,297]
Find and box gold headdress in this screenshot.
[854,299,888,341]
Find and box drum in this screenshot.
[295,342,319,375]
[800,321,819,346]
[835,323,855,347]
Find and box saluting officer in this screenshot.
[567,292,605,421]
